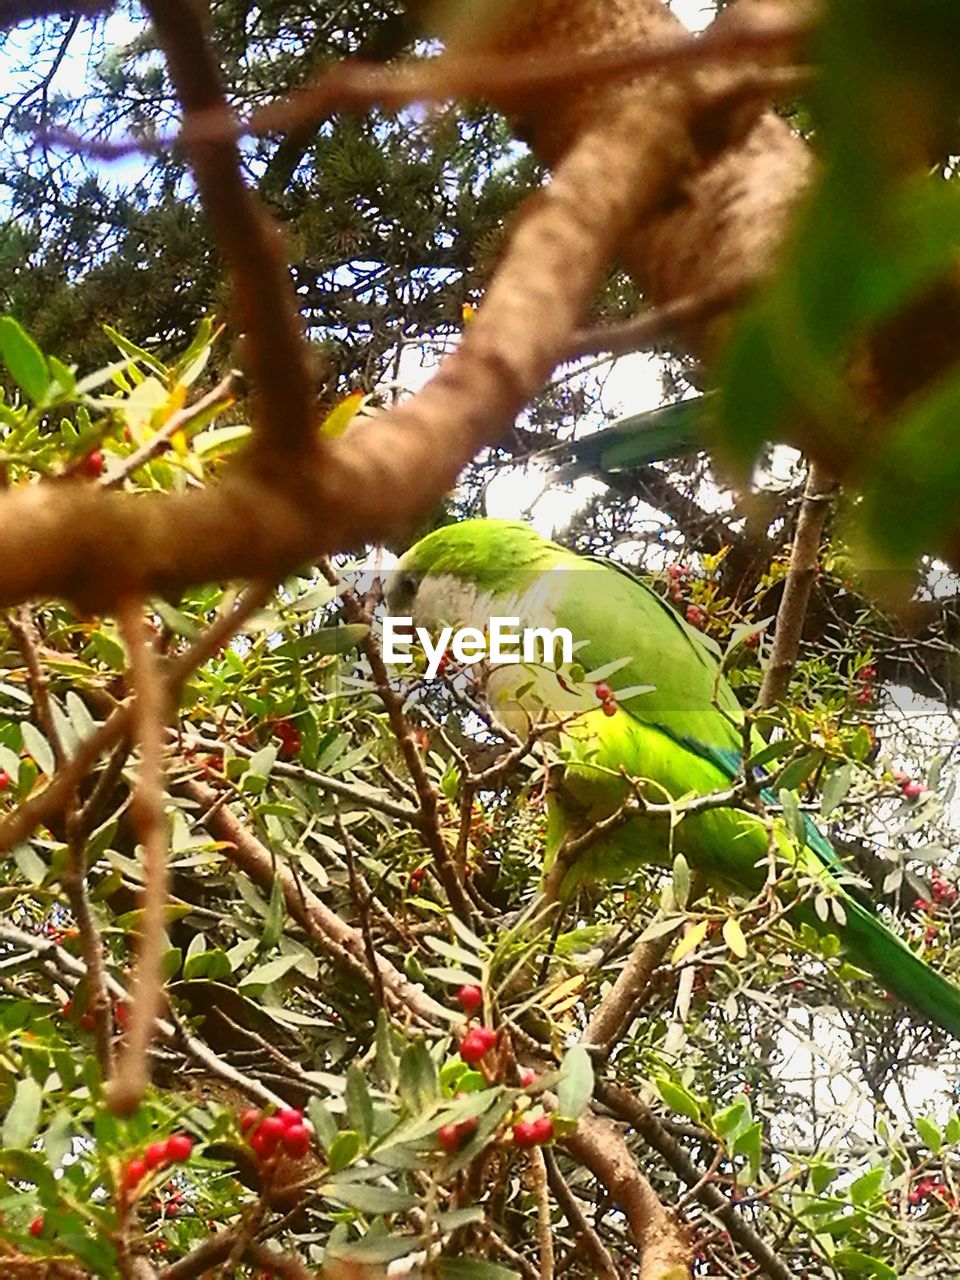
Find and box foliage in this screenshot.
[3,2,960,1278]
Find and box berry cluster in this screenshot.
[459,1025,496,1065]
[273,719,302,760]
[62,996,129,1032]
[123,1133,193,1195]
[409,866,426,892]
[512,1115,553,1148]
[666,562,689,605]
[240,1106,312,1160]
[594,680,618,718]
[854,663,877,706]
[909,1175,956,1208]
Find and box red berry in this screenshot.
[409,867,425,890]
[902,780,926,800]
[124,1158,147,1189]
[456,984,483,1015]
[282,1123,311,1159]
[114,1001,129,1028]
[594,681,612,701]
[601,699,617,716]
[512,1120,539,1148]
[686,605,705,628]
[0,770,10,791]
[259,1115,286,1143]
[166,1200,179,1217]
[250,1127,279,1159]
[239,1108,261,1131]
[80,450,105,478]
[437,1123,461,1152]
[145,1141,168,1170]
[29,1215,43,1237]
[519,1069,537,1087]
[459,1026,496,1064]
[530,1116,554,1143]
[165,1133,193,1163]
[276,1108,303,1129]
[62,998,72,1017]
[745,632,760,649]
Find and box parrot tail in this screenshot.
[839,894,960,1039]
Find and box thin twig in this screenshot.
[0,582,273,854]
[103,373,237,488]
[543,1147,619,1280]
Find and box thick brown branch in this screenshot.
[756,460,835,709]
[0,81,697,613]
[563,1110,691,1279]
[106,600,169,1114]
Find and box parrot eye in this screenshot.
[391,572,419,610]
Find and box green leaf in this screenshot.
[734,1120,762,1184]
[0,316,49,403]
[672,853,691,910]
[2,1076,42,1148]
[260,872,286,951]
[713,1098,751,1142]
[821,762,853,817]
[345,1064,374,1144]
[916,1116,943,1154]
[0,1148,56,1197]
[307,1097,339,1152]
[239,954,300,988]
[436,1261,521,1279]
[327,1129,362,1172]
[102,323,168,378]
[556,1045,593,1120]
[324,1182,418,1214]
[654,1077,702,1124]
[20,723,55,776]
[398,1041,439,1113]
[849,1164,885,1206]
[833,1249,897,1280]
[182,947,232,981]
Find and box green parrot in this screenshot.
[388,517,960,1039]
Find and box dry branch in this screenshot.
[106,599,169,1114]
[564,1110,691,1278]
[756,460,835,709]
[183,777,450,1030]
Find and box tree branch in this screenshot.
[756,460,835,709]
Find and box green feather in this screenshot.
[396,519,960,1039]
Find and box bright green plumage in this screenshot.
[392,518,960,1039]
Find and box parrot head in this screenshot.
[387,518,565,632]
